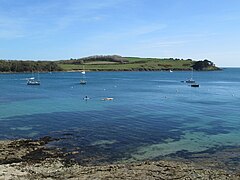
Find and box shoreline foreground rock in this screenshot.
[0,138,239,179]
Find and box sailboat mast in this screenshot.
[191,68,193,79]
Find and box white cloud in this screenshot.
[0,1,123,39]
[91,23,167,42]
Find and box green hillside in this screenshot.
[58,56,220,72]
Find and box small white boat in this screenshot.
[27,72,40,85]
[27,77,40,85]
[80,80,87,85]
[80,66,86,84]
[81,65,86,74]
[186,78,195,84]
[102,97,114,101]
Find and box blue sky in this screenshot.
[0,0,240,66]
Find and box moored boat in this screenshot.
[27,77,40,85]
[185,68,195,83]
[80,80,87,85]
[186,78,195,83]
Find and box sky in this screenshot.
[0,0,240,67]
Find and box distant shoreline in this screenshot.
[0,56,221,73]
[0,68,222,74]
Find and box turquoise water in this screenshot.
[0,69,240,163]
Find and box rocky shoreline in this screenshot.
[0,137,239,179]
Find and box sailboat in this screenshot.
[49,65,52,74]
[185,68,195,83]
[80,79,86,85]
[27,72,40,85]
[184,68,200,87]
[81,65,86,75]
[80,66,87,85]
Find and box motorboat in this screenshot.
[102,97,114,101]
[186,78,195,83]
[80,80,87,85]
[27,77,40,85]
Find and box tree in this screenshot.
[192,59,215,70]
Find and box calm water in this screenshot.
[0,69,240,164]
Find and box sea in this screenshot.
[0,69,240,166]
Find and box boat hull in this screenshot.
[191,84,199,87]
[27,81,40,85]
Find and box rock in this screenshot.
[1,139,240,179]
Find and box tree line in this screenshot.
[0,60,62,72]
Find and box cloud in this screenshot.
[53,0,131,29]
[92,23,167,42]
[66,0,130,11]
[148,41,188,48]
[0,0,143,40]
[0,1,123,39]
